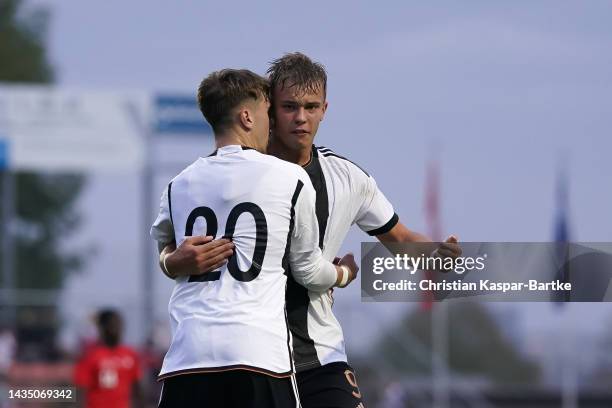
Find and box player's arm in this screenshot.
[376,222,461,260]
[150,184,235,279]
[355,173,461,260]
[289,179,359,292]
[157,237,234,279]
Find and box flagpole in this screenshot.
[554,158,578,408]
[425,158,450,408]
[561,311,578,408]
[432,301,450,408]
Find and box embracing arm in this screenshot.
[157,237,234,279]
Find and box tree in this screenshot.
[0,0,53,82]
[0,0,85,360]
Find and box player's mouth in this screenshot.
[291,129,309,135]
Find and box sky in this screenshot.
[20,0,612,363]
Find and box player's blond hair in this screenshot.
[267,52,327,98]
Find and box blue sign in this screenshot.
[0,139,8,170]
[154,95,213,135]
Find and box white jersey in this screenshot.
[288,145,397,372]
[150,145,338,379]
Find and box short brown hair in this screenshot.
[197,69,269,134]
[267,52,327,98]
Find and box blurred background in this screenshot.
[1,0,611,406]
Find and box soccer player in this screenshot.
[150,69,359,408]
[74,309,143,408]
[161,55,461,407]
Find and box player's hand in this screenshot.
[165,236,234,278]
[431,235,462,272]
[336,253,359,288]
[437,235,461,258]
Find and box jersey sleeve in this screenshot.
[289,175,337,292]
[355,173,398,236]
[150,184,175,244]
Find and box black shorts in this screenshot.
[297,362,365,408]
[158,370,299,408]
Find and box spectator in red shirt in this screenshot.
[74,309,143,408]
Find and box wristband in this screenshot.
[338,265,351,288]
[160,252,172,278]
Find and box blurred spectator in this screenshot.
[0,323,16,408]
[74,309,143,408]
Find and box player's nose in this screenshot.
[294,107,306,123]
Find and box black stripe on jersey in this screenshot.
[284,176,323,372]
[366,212,399,236]
[318,146,370,177]
[285,145,333,372]
[282,180,305,373]
[304,146,329,250]
[167,182,174,227]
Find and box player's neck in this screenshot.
[267,142,311,167]
[101,337,120,348]
[215,131,261,152]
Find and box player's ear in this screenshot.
[320,101,329,122]
[239,106,254,130]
